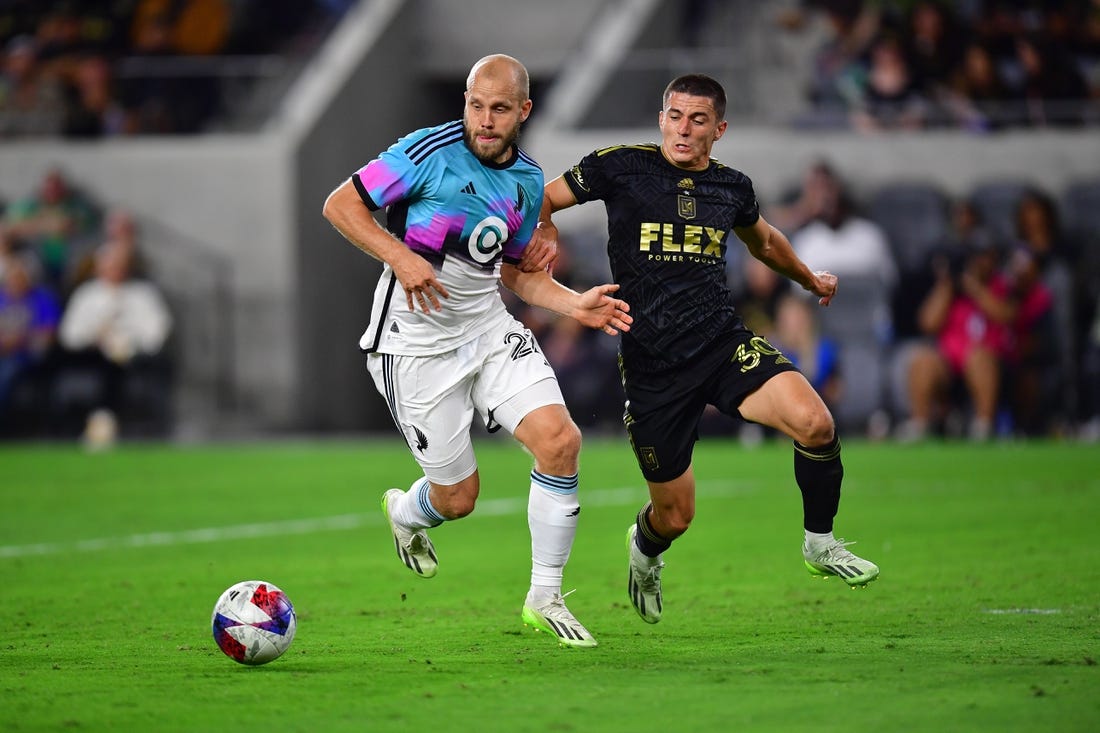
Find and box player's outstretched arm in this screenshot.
[735,214,838,306]
[501,264,631,336]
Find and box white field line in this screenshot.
[0,480,754,560]
[982,608,1062,615]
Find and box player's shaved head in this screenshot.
[467,54,530,102]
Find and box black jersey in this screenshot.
[562,143,760,372]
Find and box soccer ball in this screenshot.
[211,580,297,665]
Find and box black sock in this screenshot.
[793,435,843,534]
[633,503,671,557]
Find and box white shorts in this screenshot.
[366,316,564,485]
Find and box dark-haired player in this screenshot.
[539,74,879,625]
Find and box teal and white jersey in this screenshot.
[351,120,543,355]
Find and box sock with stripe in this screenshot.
[390,476,445,530]
[793,435,843,535]
[632,502,672,558]
[526,470,579,606]
[804,529,837,553]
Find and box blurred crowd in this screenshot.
[0,0,354,137]
[783,0,1100,130]
[0,168,173,445]
[514,164,1100,443]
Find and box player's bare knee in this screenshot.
[438,492,477,519]
[532,419,582,473]
[664,514,693,539]
[796,408,836,447]
[654,505,694,539]
[431,481,479,519]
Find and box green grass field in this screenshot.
[2,438,1098,733]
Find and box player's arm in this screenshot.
[735,214,838,307]
[500,264,631,336]
[516,176,582,273]
[322,178,448,313]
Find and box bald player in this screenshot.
[323,54,631,648]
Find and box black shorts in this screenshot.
[620,326,799,483]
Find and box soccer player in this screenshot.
[538,74,879,625]
[321,54,631,647]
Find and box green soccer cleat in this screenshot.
[803,538,879,588]
[626,525,664,623]
[381,489,438,578]
[521,592,598,648]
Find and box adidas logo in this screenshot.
[389,322,400,333]
[460,181,477,195]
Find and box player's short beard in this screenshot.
[463,123,521,164]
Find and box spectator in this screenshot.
[57,242,172,446]
[1013,32,1089,126]
[2,168,101,291]
[888,198,996,423]
[0,34,66,137]
[851,33,929,132]
[899,237,1012,441]
[0,250,61,430]
[942,40,1019,131]
[789,162,897,293]
[62,54,129,137]
[804,0,880,120]
[1010,189,1076,428]
[904,1,967,94]
[765,159,843,235]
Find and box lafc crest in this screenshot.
[677,194,696,219]
[677,177,696,219]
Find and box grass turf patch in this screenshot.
[1,438,1098,732]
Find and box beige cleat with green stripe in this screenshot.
[803,538,879,588]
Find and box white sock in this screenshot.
[526,470,579,604]
[804,530,835,552]
[391,477,445,530]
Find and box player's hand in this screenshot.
[393,251,449,313]
[518,221,559,273]
[574,283,632,336]
[808,270,838,307]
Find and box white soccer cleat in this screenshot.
[803,537,879,588]
[381,489,438,578]
[626,525,664,623]
[521,592,598,648]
